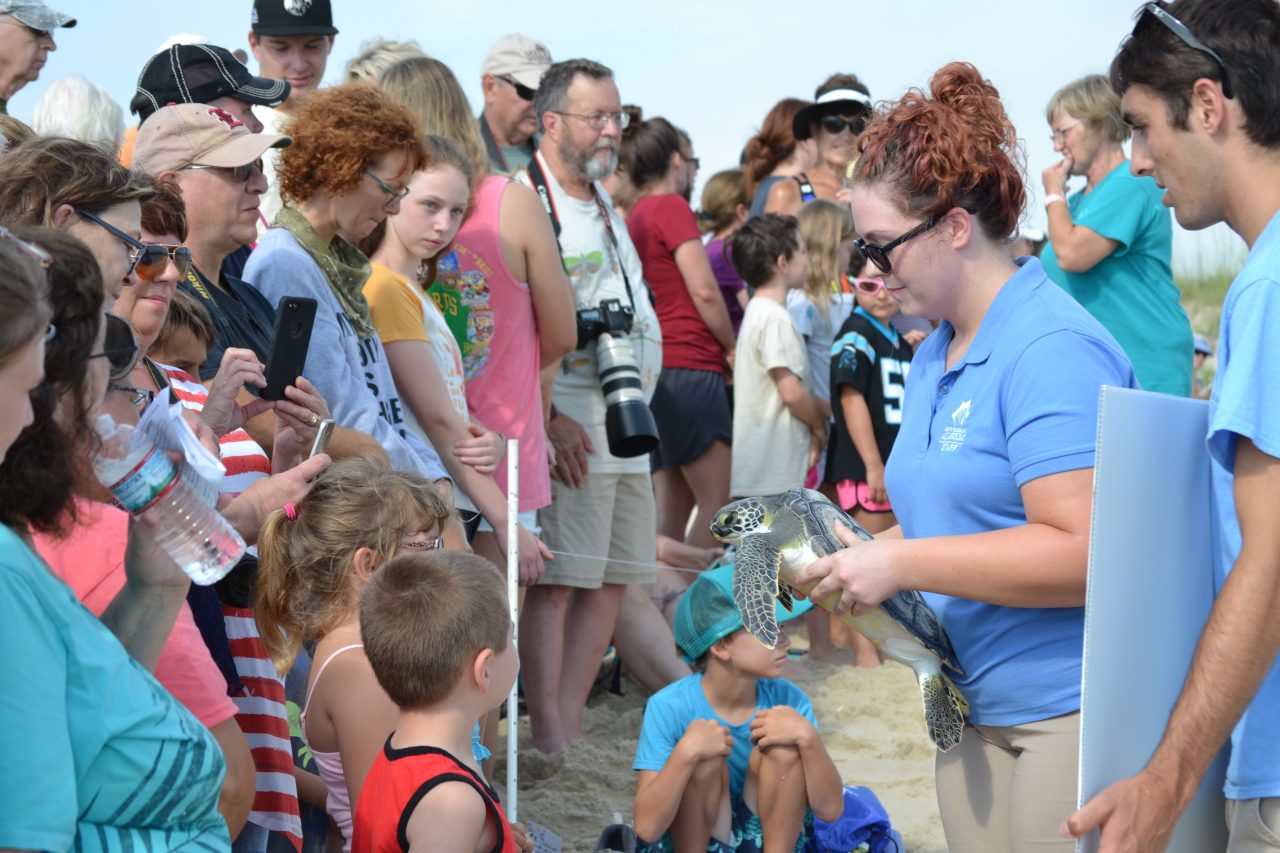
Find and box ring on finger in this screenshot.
[309,412,320,427]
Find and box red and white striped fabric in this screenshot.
[159,364,302,849]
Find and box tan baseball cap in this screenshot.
[481,34,551,91]
[133,103,291,175]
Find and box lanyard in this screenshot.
[525,152,639,313]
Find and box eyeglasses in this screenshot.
[853,277,888,295]
[684,154,700,171]
[88,312,141,382]
[820,115,867,136]
[0,223,54,268]
[552,111,631,131]
[853,215,943,274]
[399,534,444,551]
[365,169,410,202]
[499,75,537,102]
[1132,2,1233,99]
[108,383,155,408]
[74,209,190,283]
[1049,120,1083,143]
[181,158,264,184]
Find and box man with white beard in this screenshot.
[515,58,665,754]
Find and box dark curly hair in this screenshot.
[277,84,427,205]
[0,227,105,535]
[855,62,1025,241]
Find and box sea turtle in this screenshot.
[709,488,969,751]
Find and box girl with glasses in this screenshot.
[794,62,1139,853]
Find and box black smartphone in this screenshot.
[261,296,317,401]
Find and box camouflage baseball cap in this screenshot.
[0,0,75,30]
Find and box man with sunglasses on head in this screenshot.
[0,0,73,116]
[1065,3,1280,852]
[479,33,552,174]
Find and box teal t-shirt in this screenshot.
[0,525,229,851]
[1041,161,1193,396]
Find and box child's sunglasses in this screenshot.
[74,208,192,282]
[853,277,889,295]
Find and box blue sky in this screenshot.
[9,0,1244,274]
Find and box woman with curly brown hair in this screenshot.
[793,63,1138,852]
[243,84,450,486]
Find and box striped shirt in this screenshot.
[159,363,303,849]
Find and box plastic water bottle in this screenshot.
[93,415,246,585]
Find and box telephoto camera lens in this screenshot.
[595,332,659,457]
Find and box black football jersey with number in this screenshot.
[825,309,914,484]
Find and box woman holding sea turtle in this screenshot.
[794,62,1138,852]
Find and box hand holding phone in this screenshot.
[309,418,335,459]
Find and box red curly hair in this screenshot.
[855,62,1024,240]
[277,84,427,205]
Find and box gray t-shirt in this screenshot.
[243,228,446,479]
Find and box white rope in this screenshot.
[505,440,519,822]
[545,548,720,576]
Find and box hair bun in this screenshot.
[929,62,1016,153]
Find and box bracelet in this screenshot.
[1045,193,1068,207]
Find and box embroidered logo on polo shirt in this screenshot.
[940,398,971,452]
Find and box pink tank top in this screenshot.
[444,174,551,511]
[301,643,364,852]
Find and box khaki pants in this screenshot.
[1227,797,1280,852]
[934,711,1080,853]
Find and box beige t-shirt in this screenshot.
[731,296,811,497]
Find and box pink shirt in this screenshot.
[33,499,239,730]
[446,174,550,510]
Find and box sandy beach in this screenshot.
[497,654,948,852]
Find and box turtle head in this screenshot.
[709,497,771,544]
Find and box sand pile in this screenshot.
[497,657,947,852]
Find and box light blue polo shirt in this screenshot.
[885,258,1136,727]
[1041,161,1193,396]
[1207,210,1280,800]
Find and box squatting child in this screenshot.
[351,550,528,853]
[632,566,844,852]
[728,214,828,499]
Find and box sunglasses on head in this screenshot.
[500,75,537,102]
[1132,2,1233,99]
[0,224,54,268]
[181,158,264,184]
[74,209,190,282]
[89,312,140,382]
[852,215,943,274]
[820,115,866,136]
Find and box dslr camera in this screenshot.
[575,298,659,458]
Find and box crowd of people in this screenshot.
[0,0,1277,851]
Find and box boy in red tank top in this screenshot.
[351,551,528,853]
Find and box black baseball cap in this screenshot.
[251,0,338,37]
[131,43,291,121]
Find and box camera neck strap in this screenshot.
[526,152,638,313]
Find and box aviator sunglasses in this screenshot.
[1131,3,1233,99]
[853,215,942,274]
[88,312,141,382]
[74,209,192,282]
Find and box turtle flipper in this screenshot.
[731,535,783,649]
[918,670,969,752]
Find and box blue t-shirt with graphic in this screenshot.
[1041,161,1193,396]
[885,258,1136,726]
[1207,210,1280,800]
[0,525,229,851]
[633,673,816,799]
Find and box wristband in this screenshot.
[1045,193,1068,207]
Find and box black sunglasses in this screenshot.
[500,75,537,102]
[74,208,144,279]
[1133,3,1233,99]
[181,158,264,184]
[820,115,866,136]
[853,215,942,274]
[88,312,141,382]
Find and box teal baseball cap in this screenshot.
[673,564,812,664]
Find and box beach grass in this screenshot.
[1176,249,1242,391]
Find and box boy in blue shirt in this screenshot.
[632,566,844,852]
[1067,2,1280,850]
